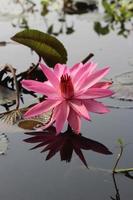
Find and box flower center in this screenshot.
[60,74,74,99]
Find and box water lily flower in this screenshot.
[21,61,113,134]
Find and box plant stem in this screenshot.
[81,53,94,64]
[114,168,133,173]
[27,55,41,76]
[112,144,123,174]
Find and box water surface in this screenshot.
[0,1,133,199]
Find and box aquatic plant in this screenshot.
[22,61,113,134]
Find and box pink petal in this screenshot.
[69,100,90,120]
[70,63,84,84]
[68,108,81,134]
[83,99,110,113]
[63,65,70,75]
[54,101,70,134]
[83,61,97,74]
[74,62,97,89]
[92,81,113,89]
[70,62,81,74]
[54,63,66,78]
[39,63,60,91]
[70,63,83,82]
[75,88,113,99]
[21,79,57,97]
[24,99,61,118]
[77,67,110,93]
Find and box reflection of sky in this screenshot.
[0,1,133,200]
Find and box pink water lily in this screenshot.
[21,61,113,134]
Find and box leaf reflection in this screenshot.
[24,126,112,167]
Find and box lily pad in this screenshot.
[0,109,23,125]
[111,71,133,101]
[18,110,52,130]
[11,29,68,67]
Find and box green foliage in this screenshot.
[11,29,67,67]
[41,0,50,4]
[94,22,109,35]
[102,0,115,17]
[100,0,133,37]
[102,0,133,22]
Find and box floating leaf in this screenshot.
[0,133,9,155]
[18,120,43,130]
[0,85,16,105]
[18,110,52,130]
[0,104,52,128]
[111,71,133,101]
[11,29,67,67]
[0,108,24,125]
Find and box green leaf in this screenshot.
[11,29,67,67]
[102,0,114,16]
[94,22,110,35]
[18,110,52,130]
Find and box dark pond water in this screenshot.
[0,1,133,200]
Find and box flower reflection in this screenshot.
[24,126,112,167]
